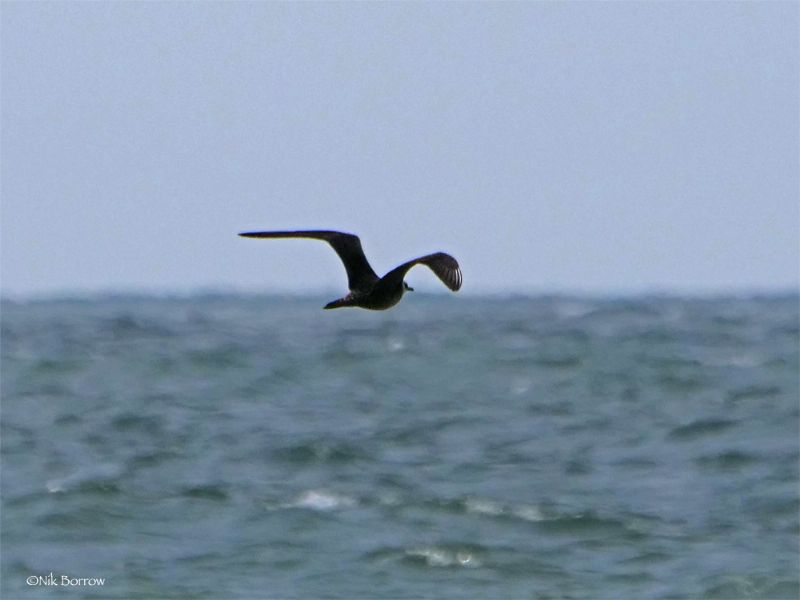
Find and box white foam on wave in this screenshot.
[464,498,504,516]
[464,497,546,522]
[46,480,65,494]
[386,337,405,352]
[509,377,531,396]
[512,504,546,522]
[288,490,357,511]
[45,463,121,494]
[405,547,479,568]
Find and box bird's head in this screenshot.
[403,281,414,292]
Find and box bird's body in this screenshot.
[238,230,462,310]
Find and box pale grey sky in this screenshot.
[2,2,798,297]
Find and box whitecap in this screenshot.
[464,498,504,516]
[46,479,65,493]
[464,498,546,522]
[509,377,531,396]
[45,463,121,494]
[288,490,356,511]
[405,547,479,568]
[386,337,405,352]
[511,504,546,522]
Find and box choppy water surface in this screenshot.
[2,294,798,599]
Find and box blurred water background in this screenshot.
[1,293,798,599]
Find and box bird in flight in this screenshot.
[239,230,462,310]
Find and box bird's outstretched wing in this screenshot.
[238,230,379,292]
[383,252,462,292]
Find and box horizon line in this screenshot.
[2,284,798,303]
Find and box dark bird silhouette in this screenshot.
[239,230,462,310]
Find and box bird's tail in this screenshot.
[323,297,350,310]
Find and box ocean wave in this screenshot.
[667,418,739,440]
[727,384,782,402]
[3,294,797,599]
[462,497,548,522]
[366,544,483,569]
[271,440,372,465]
[277,490,358,512]
[403,546,480,568]
[45,463,122,494]
[180,484,229,501]
[702,575,799,599]
[694,450,760,470]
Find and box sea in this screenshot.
[1,293,798,600]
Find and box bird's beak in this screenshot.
[407,286,414,292]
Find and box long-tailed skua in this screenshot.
[239,230,462,310]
